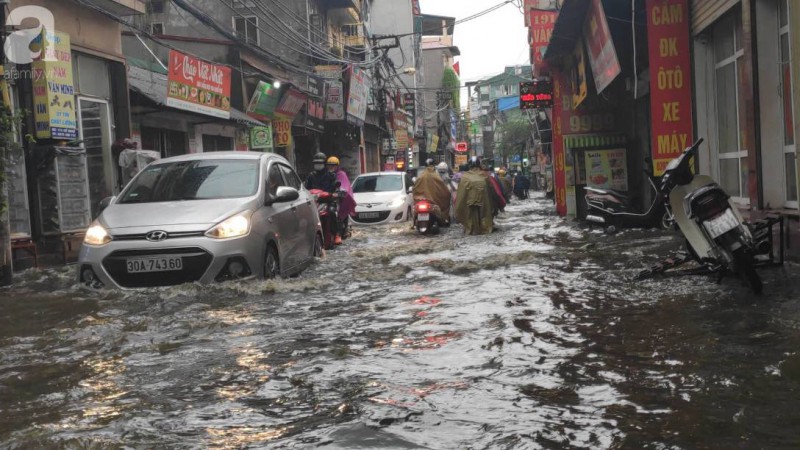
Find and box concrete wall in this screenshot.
[369,0,416,87]
[10,0,124,59]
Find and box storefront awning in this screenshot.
[543,0,592,62]
[128,65,265,127]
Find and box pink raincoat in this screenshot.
[334,169,356,218]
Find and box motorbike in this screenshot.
[660,138,763,293]
[585,172,672,230]
[309,182,344,250]
[413,198,444,235]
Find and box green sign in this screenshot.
[250,124,273,151]
[246,81,283,120]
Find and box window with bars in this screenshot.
[146,0,165,14]
[234,16,259,45]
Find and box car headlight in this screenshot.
[84,223,112,246]
[387,196,406,208]
[206,211,252,239]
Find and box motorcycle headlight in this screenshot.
[206,211,252,239]
[84,223,112,246]
[388,196,406,208]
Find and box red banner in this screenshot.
[584,0,621,94]
[275,88,307,119]
[552,70,568,216]
[529,10,557,66]
[166,50,231,119]
[647,0,693,175]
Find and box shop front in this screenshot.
[545,0,695,218]
[694,0,798,211]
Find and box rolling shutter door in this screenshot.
[691,0,739,35]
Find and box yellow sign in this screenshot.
[429,135,439,153]
[32,31,77,139]
[571,39,588,109]
[455,154,468,166]
[274,119,292,147]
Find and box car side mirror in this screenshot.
[96,196,115,218]
[267,186,300,205]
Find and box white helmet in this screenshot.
[436,162,448,172]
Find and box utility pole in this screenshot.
[0,1,13,286]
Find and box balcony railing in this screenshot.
[341,23,365,48]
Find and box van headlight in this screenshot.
[84,223,112,246]
[206,211,252,239]
[388,196,406,208]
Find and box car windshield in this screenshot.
[353,175,403,193]
[119,159,259,203]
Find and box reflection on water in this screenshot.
[1,195,799,448]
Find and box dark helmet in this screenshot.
[313,152,327,164]
[468,156,482,169]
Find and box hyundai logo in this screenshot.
[145,231,169,242]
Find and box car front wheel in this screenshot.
[264,245,280,279]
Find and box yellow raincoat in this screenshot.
[412,166,452,219]
[455,168,494,235]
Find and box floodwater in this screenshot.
[1,194,799,449]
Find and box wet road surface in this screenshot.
[1,194,799,449]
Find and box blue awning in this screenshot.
[497,96,520,112]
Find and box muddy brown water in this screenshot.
[1,195,798,449]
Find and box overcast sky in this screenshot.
[418,0,530,86]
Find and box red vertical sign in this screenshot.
[552,70,568,216]
[647,0,693,175]
[529,10,558,66]
[584,0,621,94]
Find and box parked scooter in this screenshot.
[660,138,762,293]
[585,172,672,230]
[413,198,443,235]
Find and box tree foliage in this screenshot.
[497,119,531,158]
[441,67,460,111]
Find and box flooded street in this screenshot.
[1,194,799,449]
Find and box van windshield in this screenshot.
[119,159,259,204]
[353,175,403,193]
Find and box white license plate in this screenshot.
[703,209,739,239]
[417,213,430,221]
[126,256,183,273]
[360,212,380,219]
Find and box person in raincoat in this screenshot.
[513,171,531,200]
[455,157,495,235]
[413,159,453,224]
[305,152,336,192]
[326,156,355,245]
[498,168,513,203]
[482,162,506,214]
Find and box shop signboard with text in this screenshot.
[552,69,617,216]
[584,149,628,191]
[167,50,231,119]
[250,124,273,151]
[274,88,307,120]
[583,0,621,94]
[247,81,282,120]
[529,9,558,66]
[346,65,368,125]
[32,30,77,139]
[325,80,345,121]
[305,98,325,132]
[646,0,693,175]
[274,119,292,147]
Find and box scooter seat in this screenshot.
[585,187,630,199]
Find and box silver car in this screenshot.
[77,152,323,289]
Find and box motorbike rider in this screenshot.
[326,156,356,245]
[413,159,453,225]
[513,171,531,200]
[454,156,495,235]
[305,152,337,192]
[436,162,451,184]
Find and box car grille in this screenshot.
[112,231,205,241]
[354,211,391,223]
[102,247,213,288]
